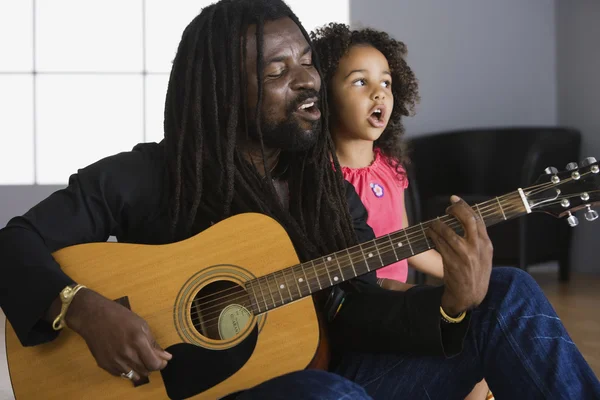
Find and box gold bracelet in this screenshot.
[52,284,87,331]
[440,305,466,323]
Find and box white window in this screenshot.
[0,0,348,185]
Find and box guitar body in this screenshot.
[5,213,322,399]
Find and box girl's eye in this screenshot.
[381,80,391,88]
[352,79,366,86]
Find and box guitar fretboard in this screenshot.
[245,190,528,315]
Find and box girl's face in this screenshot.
[329,45,394,142]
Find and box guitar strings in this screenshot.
[183,173,589,312]
[183,200,527,322]
[184,200,523,315]
[183,181,594,322]
[175,188,544,319]
[179,200,578,331]
[190,195,519,300]
[147,177,594,332]
[166,205,598,334]
[183,191,525,307]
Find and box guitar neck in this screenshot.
[245,189,529,314]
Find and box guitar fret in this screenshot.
[321,258,334,285]
[306,261,319,291]
[350,247,369,275]
[275,270,290,303]
[247,282,262,314]
[340,251,357,277]
[269,274,284,306]
[403,229,415,255]
[419,223,431,249]
[378,237,398,267]
[281,270,293,301]
[361,241,383,272]
[299,263,311,293]
[275,271,287,303]
[311,260,324,290]
[374,240,384,266]
[357,242,373,273]
[283,268,300,301]
[290,266,303,298]
[333,255,345,281]
[357,243,368,271]
[387,234,399,261]
[261,275,271,306]
[495,198,507,220]
[475,203,484,220]
[257,277,271,310]
[323,255,342,282]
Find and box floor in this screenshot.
[531,271,600,377]
[0,271,598,399]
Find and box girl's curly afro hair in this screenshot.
[310,23,420,171]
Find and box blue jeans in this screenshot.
[241,268,600,399]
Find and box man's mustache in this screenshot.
[287,90,321,114]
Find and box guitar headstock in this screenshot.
[525,157,600,226]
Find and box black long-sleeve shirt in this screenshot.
[0,141,469,357]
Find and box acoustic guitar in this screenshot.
[5,158,600,399]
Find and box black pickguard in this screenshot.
[160,325,258,399]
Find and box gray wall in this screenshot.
[349,0,600,275]
[556,0,600,274]
[349,0,557,135]
[0,185,64,228]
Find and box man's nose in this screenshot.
[290,66,318,91]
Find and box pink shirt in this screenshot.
[342,151,409,282]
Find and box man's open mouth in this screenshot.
[295,98,321,121]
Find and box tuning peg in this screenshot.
[566,162,578,171]
[581,157,597,167]
[584,205,599,222]
[544,166,558,175]
[567,211,579,227]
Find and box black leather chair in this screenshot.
[404,127,582,282]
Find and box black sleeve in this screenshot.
[0,143,164,346]
[324,181,470,357]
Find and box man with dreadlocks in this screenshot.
[1,0,599,399]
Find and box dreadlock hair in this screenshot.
[310,23,420,176]
[163,0,357,262]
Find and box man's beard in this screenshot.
[257,117,321,152]
[249,91,321,152]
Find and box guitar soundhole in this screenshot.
[191,280,254,341]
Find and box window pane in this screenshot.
[145,73,170,144]
[0,75,34,184]
[36,75,143,184]
[145,0,349,73]
[288,0,349,33]
[36,0,143,72]
[145,0,207,73]
[0,0,33,71]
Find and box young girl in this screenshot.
[311,23,493,400]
